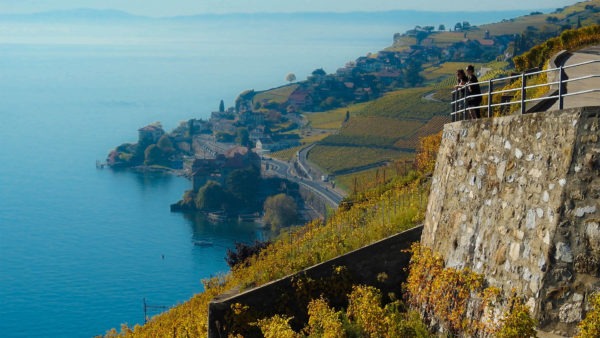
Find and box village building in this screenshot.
[138,122,164,144]
[191,146,260,191]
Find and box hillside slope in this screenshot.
[101,2,600,336]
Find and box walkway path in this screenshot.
[551,46,600,110]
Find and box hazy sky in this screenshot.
[0,0,581,17]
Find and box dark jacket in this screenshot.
[466,74,481,104]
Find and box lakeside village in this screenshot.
[103,83,341,230]
[104,20,546,228]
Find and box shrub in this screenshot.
[225,240,272,268]
[256,315,301,338]
[415,131,442,174]
[306,297,345,338]
[497,294,537,338]
[405,244,530,336]
[346,285,388,337]
[576,292,600,338]
[514,25,600,71]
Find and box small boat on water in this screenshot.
[207,211,228,222]
[193,240,214,247]
[237,212,261,223]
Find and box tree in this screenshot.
[219,99,225,113]
[404,59,423,87]
[227,167,260,205]
[438,24,446,31]
[311,68,326,77]
[195,181,228,210]
[156,134,174,153]
[454,22,462,31]
[144,144,164,166]
[236,127,251,147]
[263,194,298,230]
[285,73,296,83]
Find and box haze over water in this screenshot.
[0,9,534,337]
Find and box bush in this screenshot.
[406,244,537,336]
[306,297,345,337]
[497,294,537,338]
[143,144,164,166]
[256,315,301,338]
[195,181,229,210]
[346,285,388,337]
[225,240,272,268]
[576,292,600,338]
[514,25,600,71]
[263,193,298,230]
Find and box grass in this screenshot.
[422,62,476,81]
[254,84,299,104]
[269,132,331,161]
[384,36,416,52]
[355,88,450,119]
[320,117,425,148]
[341,117,424,138]
[109,172,430,337]
[269,131,331,161]
[305,103,369,129]
[300,131,332,144]
[269,146,303,161]
[307,145,413,174]
[334,159,415,193]
[306,88,450,172]
[386,2,599,53]
[394,116,450,149]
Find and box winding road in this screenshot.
[264,156,344,209]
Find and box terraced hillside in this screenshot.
[389,0,600,52]
[306,87,451,174]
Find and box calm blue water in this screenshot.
[0,10,534,337]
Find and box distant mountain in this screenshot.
[0,8,555,25]
[0,8,145,22]
[169,9,551,25]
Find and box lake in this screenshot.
[0,9,534,337]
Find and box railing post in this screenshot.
[462,86,467,120]
[487,79,493,118]
[520,73,527,115]
[452,90,456,122]
[558,65,564,110]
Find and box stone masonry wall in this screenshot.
[422,106,600,336]
[208,226,422,337]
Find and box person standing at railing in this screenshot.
[465,65,482,119]
[454,69,468,120]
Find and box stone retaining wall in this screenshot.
[422,107,600,335]
[208,225,423,337]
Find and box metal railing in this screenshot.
[450,59,600,121]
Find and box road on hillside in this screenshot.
[297,144,319,179]
[297,143,348,197]
[552,46,600,109]
[264,156,344,208]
